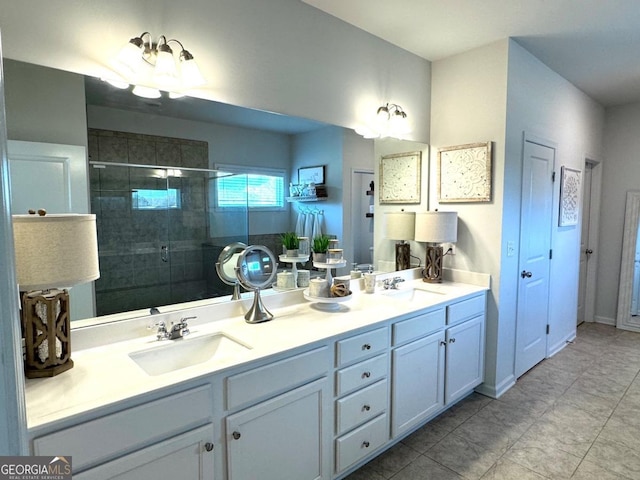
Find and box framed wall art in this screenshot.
[298,165,325,185]
[559,166,581,227]
[438,142,492,202]
[379,151,422,204]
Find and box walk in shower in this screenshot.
[89,162,248,316]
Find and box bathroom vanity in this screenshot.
[25,272,487,480]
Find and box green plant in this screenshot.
[312,234,330,253]
[281,232,300,250]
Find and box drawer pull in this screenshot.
[440,340,446,346]
[204,442,214,452]
[362,343,371,350]
[232,431,241,440]
[449,338,456,344]
[362,441,370,448]
[361,371,371,379]
[362,405,371,412]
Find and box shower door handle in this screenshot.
[161,245,169,263]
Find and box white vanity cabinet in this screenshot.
[390,308,446,438]
[31,385,215,479]
[224,345,332,480]
[333,327,390,474]
[444,295,486,405]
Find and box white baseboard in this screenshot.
[594,315,615,326]
[475,374,515,399]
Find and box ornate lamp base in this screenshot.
[422,245,444,283]
[395,242,411,271]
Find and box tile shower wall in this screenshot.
[88,129,214,316]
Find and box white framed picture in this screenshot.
[379,151,421,204]
[559,166,581,227]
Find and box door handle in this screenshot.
[521,270,532,278]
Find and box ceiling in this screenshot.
[302,0,640,107]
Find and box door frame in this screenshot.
[581,156,602,323]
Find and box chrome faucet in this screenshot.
[382,277,405,290]
[153,316,195,341]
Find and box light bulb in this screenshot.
[179,51,205,88]
[132,85,161,99]
[153,44,178,87]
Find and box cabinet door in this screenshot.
[74,425,214,480]
[445,315,485,405]
[227,378,330,480]
[391,330,445,438]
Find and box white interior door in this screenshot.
[515,138,554,378]
[7,140,94,320]
[351,170,374,266]
[577,163,593,323]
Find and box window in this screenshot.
[132,188,181,210]
[215,165,286,210]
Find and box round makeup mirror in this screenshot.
[215,242,247,300]
[235,245,278,323]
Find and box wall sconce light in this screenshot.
[13,211,100,378]
[384,212,416,271]
[355,103,411,139]
[110,32,205,99]
[414,211,457,283]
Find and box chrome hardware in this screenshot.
[521,270,533,278]
[204,442,214,452]
[585,248,593,256]
[362,371,371,378]
[449,338,456,344]
[232,431,241,440]
[161,245,169,263]
[362,343,371,350]
[382,276,405,290]
[153,316,196,341]
[362,405,371,411]
[362,441,370,448]
[440,340,446,346]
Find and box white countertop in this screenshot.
[25,275,488,430]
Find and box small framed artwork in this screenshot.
[379,151,422,204]
[438,142,492,202]
[298,165,325,185]
[559,166,581,227]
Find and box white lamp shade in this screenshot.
[414,212,458,243]
[13,214,100,290]
[384,212,416,241]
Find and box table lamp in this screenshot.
[384,212,416,270]
[13,212,100,378]
[414,211,457,283]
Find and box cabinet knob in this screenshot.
[232,431,241,440]
[449,338,456,344]
[361,371,371,379]
[439,340,446,346]
[521,270,533,278]
[362,404,371,412]
[362,343,371,350]
[204,442,214,452]
[362,441,370,448]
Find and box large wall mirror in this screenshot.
[617,190,640,332]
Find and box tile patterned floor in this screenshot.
[346,322,640,479]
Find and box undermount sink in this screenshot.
[129,333,251,376]
[380,286,446,302]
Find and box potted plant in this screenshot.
[281,232,300,257]
[312,234,330,262]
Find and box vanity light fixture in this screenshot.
[355,103,411,139]
[414,211,457,283]
[112,32,205,98]
[13,211,100,378]
[384,212,416,271]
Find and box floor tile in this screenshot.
[504,442,582,479]
[362,442,421,479]
[583,437,640,479]
[425,433,502,480]
[598,415,640,450]
[390,455,463,480]
[401,422,450,453]
[572,459,634,480]
[555,384,620,417]
[480,458,548,480]
[452,414,522,455]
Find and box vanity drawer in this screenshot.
[336,379,388,435]
[336,353,388,396]
[32,385,213,473]
[226,345,329,410]
[447,294,485,326]
[336,327,389,367]
[335,413,388,473]
[392,308,445,346]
